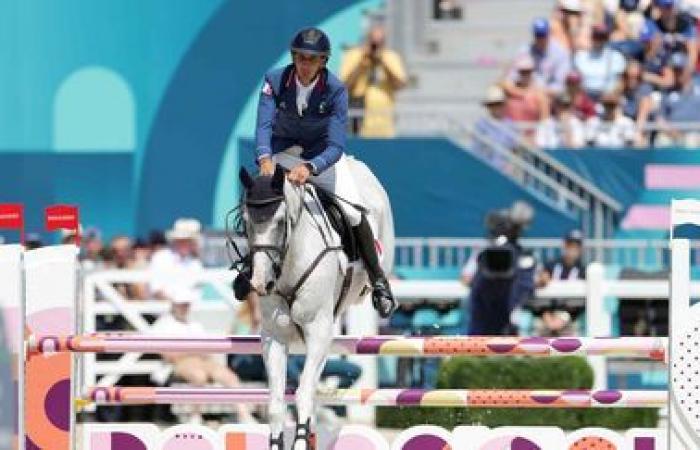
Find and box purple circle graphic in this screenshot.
[112,432,148,450]
[26,436,41,450]
[45,379,71,431]
[403,434,449,450]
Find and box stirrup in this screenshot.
[293,418,316,449]
[269,431,284,450]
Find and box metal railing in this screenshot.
[392,237,696,269]
[347,107,623,245]
[200,234,700,269]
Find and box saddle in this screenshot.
[315,188,360,262]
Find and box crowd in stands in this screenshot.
[478,0,700,149]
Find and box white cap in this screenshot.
[482,85,506,104]
[515,55,536,71]
[559,0,583,12]
[170,287,201,305]
[166,218,202,241]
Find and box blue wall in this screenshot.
[0,0,376,238]
[0,153,133,241]
[239,138,579,238]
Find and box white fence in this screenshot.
[81,264,700,398]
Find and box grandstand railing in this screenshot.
[349,107,623,246]
[200,233,695,270]
[392,237,700,269]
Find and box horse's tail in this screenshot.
[376,180,395,274]
[346,156,395,274]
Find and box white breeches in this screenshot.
[273,148,364,227]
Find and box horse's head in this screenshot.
[239,164,293,296]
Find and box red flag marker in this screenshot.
[45,204,80,246]
[0,203,25,244]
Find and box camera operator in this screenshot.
[531,229,586,336]
[464,201,537,335]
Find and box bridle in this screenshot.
[245,193,293,280]
[226,181,342,304]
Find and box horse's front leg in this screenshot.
[293,313,334,450]
[261,319,290,450]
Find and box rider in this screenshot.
[233,27,396,318]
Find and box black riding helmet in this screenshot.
[290,27,331,58]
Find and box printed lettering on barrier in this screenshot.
[82,423,158,450]
[566,427,624,449]
[76,425,669,450]
[219,424,269,450]
[390,425,453,450]
[626,428,666,450]
[454,426,564,450]
[159,424,222,450]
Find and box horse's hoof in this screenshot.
[269,431,284,450]
[293,418,315,450]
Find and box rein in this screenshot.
[226,182,342,305]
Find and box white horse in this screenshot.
[239,159,394,450]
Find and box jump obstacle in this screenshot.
[4,199,700,449]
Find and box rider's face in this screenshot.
[293,52,324,83]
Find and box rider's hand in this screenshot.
[259,157,275,176]
[287,164,311,186]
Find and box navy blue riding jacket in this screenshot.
[255,64,349,174]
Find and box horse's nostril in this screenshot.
[266,281,275,293]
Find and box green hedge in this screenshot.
[376,356,659,430]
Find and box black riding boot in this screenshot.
[232,269,254,301]
[353,215,397,318]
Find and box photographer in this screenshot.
[339,23,407,137]
[464,202,537,335]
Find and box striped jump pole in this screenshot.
[32,334,668,360]
[83,387,668,409]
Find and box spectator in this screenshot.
[619,60,654,145]
[339,23,407,137]
[536,93,586,148]
[585,91,637,146]
[109,235,149,300]
[653,0,697,77]
[149,230,168,253]
[574,24,627,99]
[532,230,586,336]
[657,52,700,145]
[149,218,204,299]
[473,86,519,168]
[550,0,587,52]
[504,56,551,127]
[150,289,256,423]
[637,20,674,90]
[24,233,43,251]
[611,0,653,43]
[132,238,152,270]
[80,227,104,270]
[506,18,571,96]
[565,70,598,119]
[434,0,462,19]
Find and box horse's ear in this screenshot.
[239,167,254,190]
[271,164,285,192]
